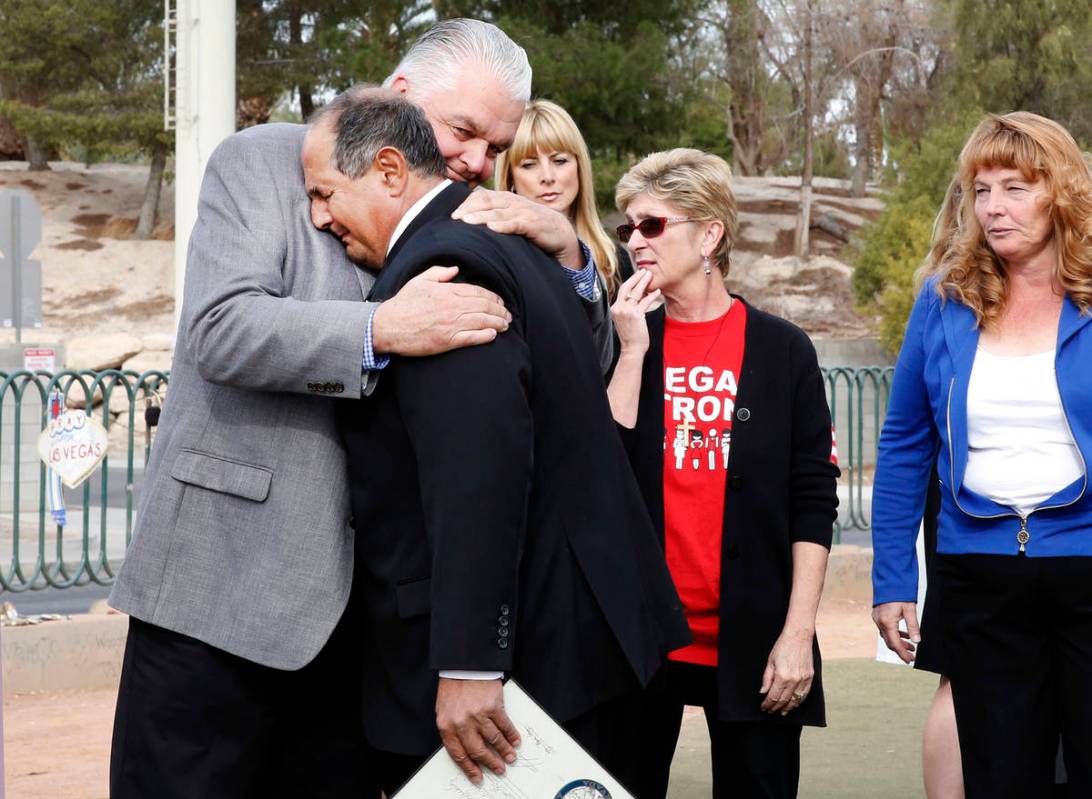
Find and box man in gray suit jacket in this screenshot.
[109,19,612,799]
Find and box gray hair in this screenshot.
[307,83,377,129]
[315,87,447,180]
[383,18,531,102]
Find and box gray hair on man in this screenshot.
[383,18,532,102]
[316,87,447,180]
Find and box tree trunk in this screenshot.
[289,3,315,121]
[135,142,168,240]
[795,0,814,259]
[726,0,765,176]
[850,79,872,197]
[299,86,314,120]
[850,17,899,197]
[24,136,50,171]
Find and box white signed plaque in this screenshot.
[36,409,109,488]
[394,680,634,799]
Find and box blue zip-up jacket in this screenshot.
[872,278,1092,605]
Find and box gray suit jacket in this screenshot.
[109,124,375,669]
[110,123,614,670]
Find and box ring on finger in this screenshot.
[792,691,807,702]
[489,732,502,746]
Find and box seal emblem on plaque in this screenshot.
[555,779,612,799]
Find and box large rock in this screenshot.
[106,410,139,461]
[123,349,172,376]
[65,333,143,371]
[141,332,175,352]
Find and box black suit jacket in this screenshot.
[341,182,689,755]
[619,302,839,727]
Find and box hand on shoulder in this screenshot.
[373,266,511,356]
[452,188,583,268]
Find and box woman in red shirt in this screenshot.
[608,148,839,799]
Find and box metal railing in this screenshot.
[0,369,168,592]
[824,366,894,540]
[0,366,891,592]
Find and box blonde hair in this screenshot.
[614,148,738,277]
[933,112,1092,327]
[914,176,963,291]
[495,100,622,298]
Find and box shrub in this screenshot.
[852,112,981,352]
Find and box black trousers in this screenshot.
[110,600,378,799]
[374,688,644,797]
[939,554,1092,799]
[635,661,802,799]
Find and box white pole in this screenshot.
[174,0,236,325]
[1,621,5,799]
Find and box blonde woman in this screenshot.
[608,148,838,798]
[872,112,1092,798]
[496,100,632,301]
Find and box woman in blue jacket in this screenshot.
[871,111,1092,799]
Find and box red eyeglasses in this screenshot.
[616,216,693,243]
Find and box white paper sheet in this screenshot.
[393,680,635,799]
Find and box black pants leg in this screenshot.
[631,667,686,799]
[562,688,645,795]
[374,750,427,797]
[706,717,801,799]
[631,661,802,799]
[110,602,377,799]
[940,554,1092,799]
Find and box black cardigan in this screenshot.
[619,299,839,727]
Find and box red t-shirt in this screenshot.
[662,301,747,666]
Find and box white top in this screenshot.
[963,347,1085,516]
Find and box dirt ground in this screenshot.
[2,597,880,798]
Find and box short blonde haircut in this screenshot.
[934,112,1092,327]
[614,148,738,277]
[495,100,622,298]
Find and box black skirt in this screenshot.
[913,465,947,675]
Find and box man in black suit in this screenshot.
[302,90,689,793]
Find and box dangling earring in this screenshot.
[703,255,712,276]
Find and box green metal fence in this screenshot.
[0,369,168,592]
[0,366,891,592]
[824,366,895,538]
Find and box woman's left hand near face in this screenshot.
[610,269,661,355]
[759,627,815,716]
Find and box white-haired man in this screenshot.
[108,18,611,799]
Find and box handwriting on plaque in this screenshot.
[36,409,109,488]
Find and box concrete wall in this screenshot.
[812,337,894,369]
[1,614,126,694]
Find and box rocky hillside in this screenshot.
[0,161,175,368]
[728,176,882,338]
